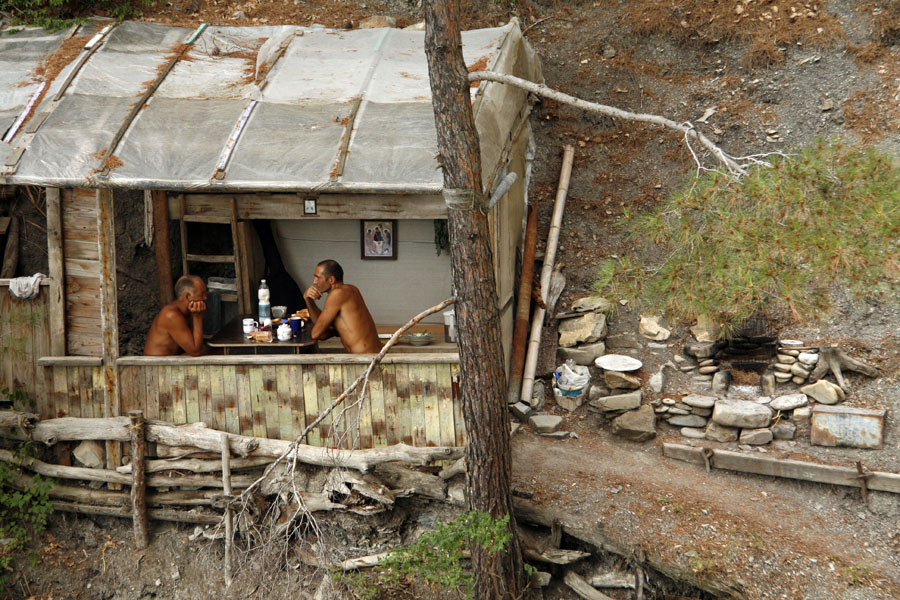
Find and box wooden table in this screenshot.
[208,314,317,355]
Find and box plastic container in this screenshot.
[258,279,271,325]
[443,309,457,343]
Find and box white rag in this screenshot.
[8,273,47,299]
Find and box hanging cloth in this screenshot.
[8,273,47,299]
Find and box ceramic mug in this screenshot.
[289,317,302,335]
[242,318,258,337]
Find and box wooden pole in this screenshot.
[45,188,66,355]
[151,190,174,307]
[97,190,121,482]
[129,410,149,549]
[506,202,538,405]
[221,432,233,588]
[520,146,575,404]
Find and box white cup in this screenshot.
[242,318,258,337]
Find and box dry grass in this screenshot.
[625,1,844,67]
[842,90,900,143]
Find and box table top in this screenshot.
[208,314,316,349]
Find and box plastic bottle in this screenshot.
[258,279,271,327]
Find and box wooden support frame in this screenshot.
[151,190,174,306]
[96,190,120,477]
[46,188,66,355]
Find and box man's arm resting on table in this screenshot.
[162,310,208,356]
[309,291,344,341]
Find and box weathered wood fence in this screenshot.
[0,281,52,406]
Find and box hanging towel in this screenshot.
[8,273,47,299]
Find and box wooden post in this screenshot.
[46,188,66,356]
[220,432,233,588]
[151,190,174,307]
[97,190,121,481]
[129,410,149,549]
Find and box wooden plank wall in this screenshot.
[117,362,465,447]
[0,283,52,412]
[61,188,102,356]
[42,364,104,419]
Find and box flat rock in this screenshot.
[360,15,397,28]
[510,402,533,421]
[791,375,807,385]
[666,407,691,415]
[605,333,642,350]
[558,342,606,366]
[800,379,845,405]
[662,397,677,406]
[667,414,708,428]
[73,440,105,468]
[698,365,719,374]
[638,315,671,341]
[760,371,776,396]
[691,407,713,417]
[739,428,773,445]
[610,405,656,441]
[792,406,812,427]
[595,354,642,371]
[790,363,811,377]
[570,295,615,314]
[705,421,739,442]
[680,427,706,439]
[770,393,808,411]
[712,370,732,395]
[529,414,564,434]
[590,390,642,412]
[772,422,797,440]
[683,341,725,359]
[682,394,717,408]
[712,400,773,429]
[604,370,641,390]
[797,351,819,366]
[559,312,608,347]
[776,353,797,364]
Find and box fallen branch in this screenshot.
[808,343,879,390]
[469,70,758,176]
[53,501,221,524]
[564,571,616,600]
[117,456,273,474]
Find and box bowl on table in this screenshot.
[272,305,287,319]
[406,332,433,346]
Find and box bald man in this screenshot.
[144,275,210,356]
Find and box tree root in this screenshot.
[809,344,879,390]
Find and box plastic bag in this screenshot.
[554,361,590,397]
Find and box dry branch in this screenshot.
[117,456,273,474]
[564,571,616,600]
[53,501,221,524]
[469,70,754,176]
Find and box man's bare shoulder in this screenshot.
[157,305,186,327]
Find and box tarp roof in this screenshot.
[0,19,541,193]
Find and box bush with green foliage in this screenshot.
[0,0,152,31]
[594,139,900,335]
[339,510,521,600]
[0,447,54,590]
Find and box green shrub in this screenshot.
[594,139,900,335]
[0,0,153,31]
[0,448,54,590]
[339,510,516,600]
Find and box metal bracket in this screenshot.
[701,447,714,473]
[853,461,872,505]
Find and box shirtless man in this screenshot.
[303,260,381,354]
[144,275,210,356]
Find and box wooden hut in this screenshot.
[0,19,541,456]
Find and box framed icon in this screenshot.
[361,220,397,260]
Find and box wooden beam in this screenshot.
[46,188,66,355]
[151,190,174,306]
[174,193,447,221]
[96,190,120,477]
[662,443,900,494]
[115,353,461,366]
[0,215,18,278]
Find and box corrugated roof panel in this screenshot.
[69,49,168,98]
[102,21,191,53]
[339,101,441,187]
[14,94,133,182]
[226,101,350,185]
[108,97,245,184]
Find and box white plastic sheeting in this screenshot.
[1,19,542,193]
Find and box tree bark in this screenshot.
[424,2,525,599]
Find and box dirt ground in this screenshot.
[6,0,900,598]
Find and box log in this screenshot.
[438,456,466,480]
[130,411,149,549]
[524,547,590,565]
[52,501,221,524]
[589,571,636,589]
[662,443,900,494]
[0,412,464,472]
[375,463,447,500]
[117,456,273,474]
[808,344,879,390]
[0,448,255,488]
[564,571,615,600]
[0,411,39,437]
[507,202,539,405]
[513,498,744,599]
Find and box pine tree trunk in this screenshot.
[424,2,525,598]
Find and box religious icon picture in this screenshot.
[361,220,397,260]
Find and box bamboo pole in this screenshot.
[130,411,149,549]
[506,202,539,405]
[520,146,575,404]
[221,432,233,589]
